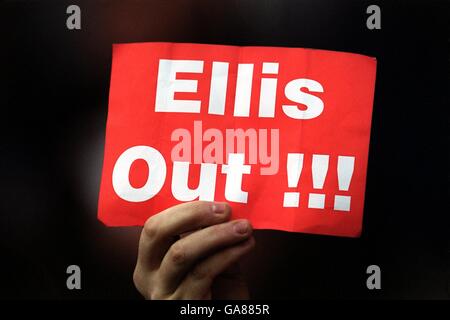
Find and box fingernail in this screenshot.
[211,202,227,214]
[234,220,249,234]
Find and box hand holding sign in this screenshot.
[133,201,254,300]
[98,42,377,237]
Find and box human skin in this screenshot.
[133,201,255,299]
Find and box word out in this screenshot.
[113,147,252,204]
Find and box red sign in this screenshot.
[98,42,377,237]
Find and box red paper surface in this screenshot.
[98,42,376,237]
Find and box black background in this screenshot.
[1,0,449,299]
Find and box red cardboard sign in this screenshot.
[98,42,376,237]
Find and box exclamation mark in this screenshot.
[283,153,304,207]
[308,154,329,209]
[334,156,355,212]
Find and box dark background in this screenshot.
[0,0,449,299]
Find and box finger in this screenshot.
[137,201,230,270]
[158,219,252,293]
[175,236,255,299]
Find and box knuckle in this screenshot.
[143,216,159,239]
[168,242,186,265]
